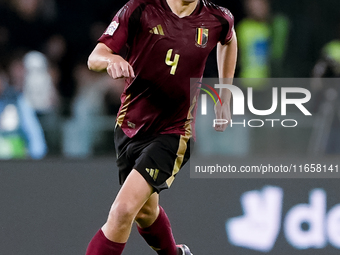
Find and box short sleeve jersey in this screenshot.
[99,0,234,139]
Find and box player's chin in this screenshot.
[182,0,197,3]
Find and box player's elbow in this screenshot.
[87,53,97,71]
[87,50,106,72]
[88,43,113,72]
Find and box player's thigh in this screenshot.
[111,169,154,219]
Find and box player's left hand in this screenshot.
[214,102,231,132]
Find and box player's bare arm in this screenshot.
[88,42,135,79]
[215,31,238,132]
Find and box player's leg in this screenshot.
[102,169,155,242]
[135,192,160,228]
[136,193,178,255]
[85,169,154,255]
[133,134,193,255]
[135,192,193,255]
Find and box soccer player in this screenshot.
[86,0,237,254]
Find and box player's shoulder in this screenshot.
[116,0,154,18]
[122,0,160,8]
[201,0,234,21]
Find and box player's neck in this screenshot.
[166,0,199,18]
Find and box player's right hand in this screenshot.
[107,55,135,79]
[214,101,231,132]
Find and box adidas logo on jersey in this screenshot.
[149,25,164,35]
[146,168,160,181]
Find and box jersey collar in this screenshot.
[160,0,202,18]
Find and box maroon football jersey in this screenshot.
[99,0,234,139]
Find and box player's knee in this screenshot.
[135,204,158,226]
[108,202,136,224]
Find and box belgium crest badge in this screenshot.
[195,28,209,47]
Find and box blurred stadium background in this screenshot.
[1,0,340,254]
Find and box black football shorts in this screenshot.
[114,126,192,193]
